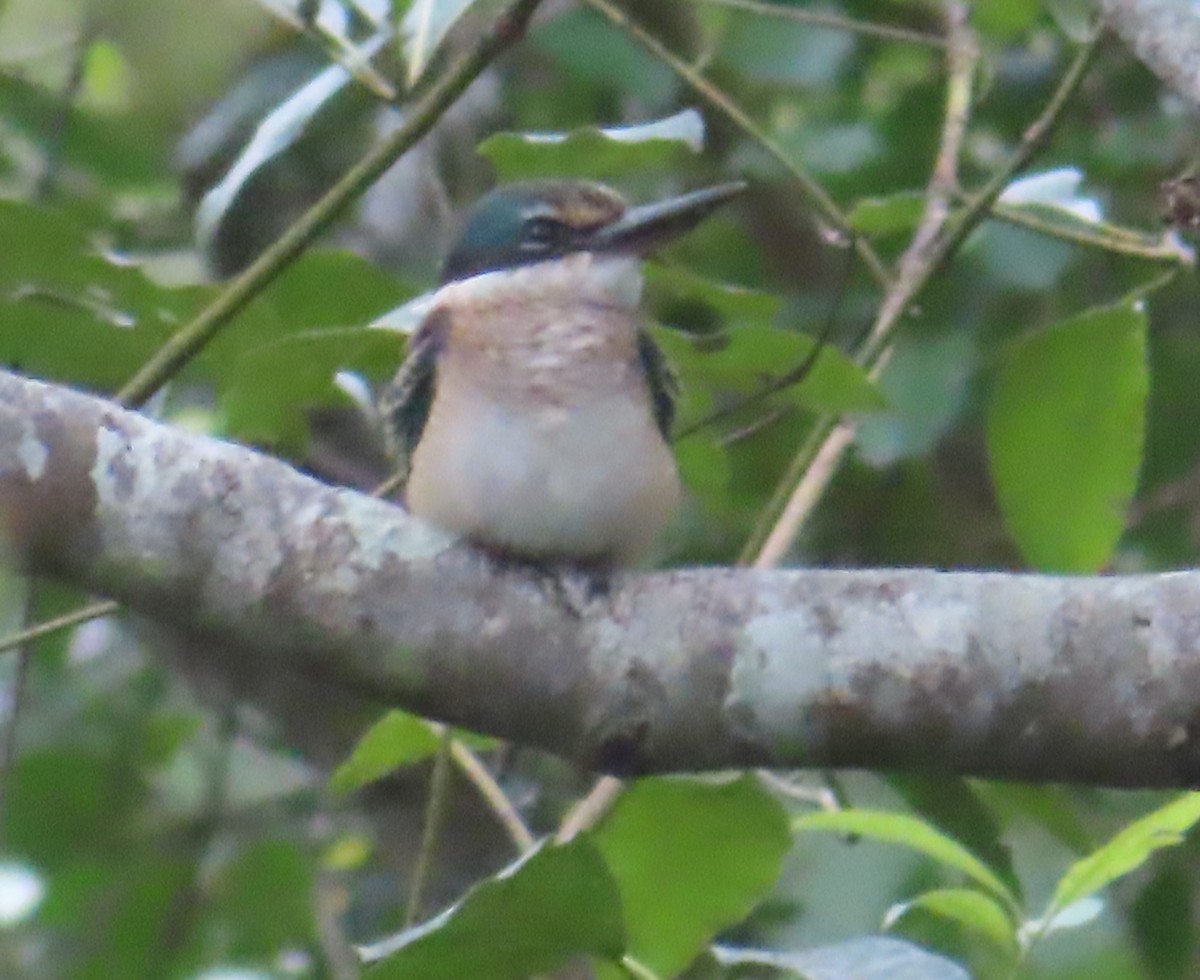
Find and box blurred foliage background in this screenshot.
[2,0,1200,977]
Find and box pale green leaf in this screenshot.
[592,775,789,978]
[795,809,1018,912]
[886,887,1019,955]
[987,301,1148,571]
[361,838,624,978]
[1046,793,1200,925]
[330,711,443,794]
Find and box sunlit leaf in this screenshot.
[478,110,706,181]
[330,711,444,794]
[592,775,789,978]
[795,809,1019,913]
[713,935,970,980]
[360,837,624,978]
[402,0,477,87]
[1020,895,1105,947]
[885,887,1019,955]
[987,301,1148,571]
[1044,794,1200,928]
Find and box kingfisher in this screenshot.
[379,178,745,566]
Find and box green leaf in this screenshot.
[478,110,705,182]
[592,775,790,977]
[714,935,970,979]
[403,0,477,87]
[646,263,781,324]
[1045,793,1200,925]
[212,839,315,954]
[330,711,444,795]
[218,326,399,447]
[886,888,1019,955]
[0,73,162,186]
[651,321,886,424]
[794,809,1019,913]
[987,301,1148,571]
[847,191,925,237]
[973,0,1042,39]
[207,250,409,446]
[361,837,624,979]
[888,774,1020,902]
[0,201,190,389]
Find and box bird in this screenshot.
[379,178,745,566]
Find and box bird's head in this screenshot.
[440,178,746,284]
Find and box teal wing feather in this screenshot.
[378,307,451,489]
[637,328,678,441]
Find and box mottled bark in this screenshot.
[3,368,1200,786]
[1098,0,1200,108]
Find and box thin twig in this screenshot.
[150,706,239,977]
[984,200,1194,266]
[744,5,980,564]
[405,726,453,925]
[315,861,361,980]
[0,0,549,666]
[447,737,536,852]
[34,21,95,200]
[753,421,856,568]
[581,0,892,291]
[557,774,624,842]
[0,599,117,656]
[739,14,1104,566]
[0,587,35,851]
[683,0,947,49]
[116,0,547,409]
[674,238,855,444]
[858,2,978,369]
[251,0,398,99]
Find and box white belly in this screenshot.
[406,390,679,564]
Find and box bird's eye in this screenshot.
[521,216,568,252]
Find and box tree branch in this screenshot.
[1098,0,1200,109]
[4,368,1200,788]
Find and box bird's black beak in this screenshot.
[585,181,747,255]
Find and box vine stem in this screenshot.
[745,21,1103,566]
[115,0,547,410]
[683,0,948,49]
[581,0,893,291]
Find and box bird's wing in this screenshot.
[378,306,451,489]
[637,328,678,441]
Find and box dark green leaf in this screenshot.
[0,73,163,186]
[218,326,399,447]
[212,839,315,955]
[0,201,190,389]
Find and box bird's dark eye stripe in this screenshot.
[521,215,568,249]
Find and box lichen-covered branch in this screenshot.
[4,367,1200,787]
[1098,0,1200,108]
